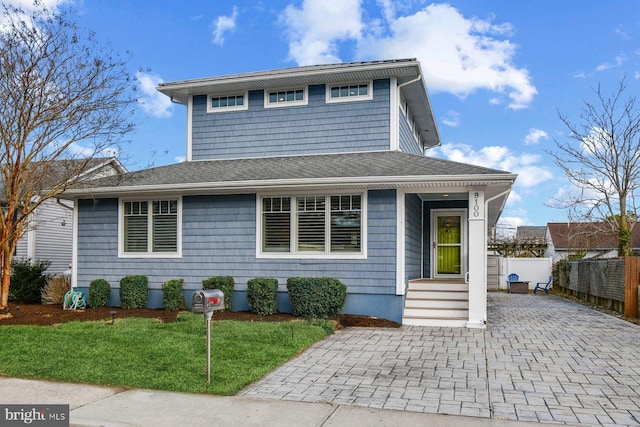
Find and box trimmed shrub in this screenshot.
[119,275,148,309]
[41,275,71,305]
[162,279,186,311]
[9,258,52,304]
[247,278,278,316]
[286,277,347,319]
[202,276,234,310]
[89,279,111,308]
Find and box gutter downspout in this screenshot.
[397,74,421,89]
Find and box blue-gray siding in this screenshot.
[76,189,400,320]
[399,109,423,155]
[405,193,422,281]
[191,80,391,160]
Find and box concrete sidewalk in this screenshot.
[0,377,537,426]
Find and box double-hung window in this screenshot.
[121,198,181,257]
[260,194,365,257]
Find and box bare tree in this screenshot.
[0,4,135,312]
[549,77,640,257]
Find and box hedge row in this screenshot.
[83,275,347,318]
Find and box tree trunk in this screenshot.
[618,215,631,257]
[0,244,11,312]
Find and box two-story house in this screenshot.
[62,59,516,327]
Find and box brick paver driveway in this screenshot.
[242,293,640,426]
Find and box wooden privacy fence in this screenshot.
[555,256,640,318]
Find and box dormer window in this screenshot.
[265,87,308,108]
[207,93,247,113]
[326,81,373,103]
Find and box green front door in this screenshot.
[432,211,466,278]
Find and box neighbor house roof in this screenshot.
[157,58,440,148]
[61,151,516,226]
[547,222,640,250]
[516,226,547,241]
[1,157,126,202]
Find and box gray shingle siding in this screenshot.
[191,80,391,160]
[405,193,422,280]
[76,189,398,310]
[399,109,422,155]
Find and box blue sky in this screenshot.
[11,0,640,233]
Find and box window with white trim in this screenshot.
[265,88,308,108]
[261,194,363,256]
[121,199,180,256]
[326,81,373,103]
[207,93,247,113]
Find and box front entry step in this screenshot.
[402,280,469,327]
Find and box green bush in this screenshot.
[9,258,51,304]
[202,276,234,310]
[119,275,148,309]
[162,279,186,311]
[286,277,347,319]
[247,278,278,316]
[89,279,111,308]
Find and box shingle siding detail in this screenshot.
[405,193,422,280]
[399,109,422,155]
[191,80,391,160]
[76,190,398,304]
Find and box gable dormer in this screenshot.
[157,59,440,161]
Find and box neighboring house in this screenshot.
[62,59,516,327]
[12,158,126,274]
[516,226,547,243]
[547,222,640,262]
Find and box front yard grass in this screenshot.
[0,312,333,395]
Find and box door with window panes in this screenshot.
[431,210,466,279]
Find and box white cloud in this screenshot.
[3,0,70,12]
[174,156,186,163]
[280,2,536,109]
[524,128,549,145]
[135,71,173,118]
[434,142,553,188]
[596,54,626,72]
[212,6,238,46]
[358,4,537,109]
[67,142,119,158]
[280,0,364,65]
[441,110,460,127]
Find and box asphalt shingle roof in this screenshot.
[77,151,511,191]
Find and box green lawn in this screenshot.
[0,312,333,395]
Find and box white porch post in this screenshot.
[467,189,486,329]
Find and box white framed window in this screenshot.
[207,93,248,113]
[264,87,308,108]
[258,193,366,258]
[119,198,182,258]
[326,81,373,103]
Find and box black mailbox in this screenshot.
[192,289,224,313]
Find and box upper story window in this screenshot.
[207,93,248,113]
[120,198,182,258]
[265,88,308,108]
[326,81,373,103]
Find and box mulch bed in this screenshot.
[0,303,401,328]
